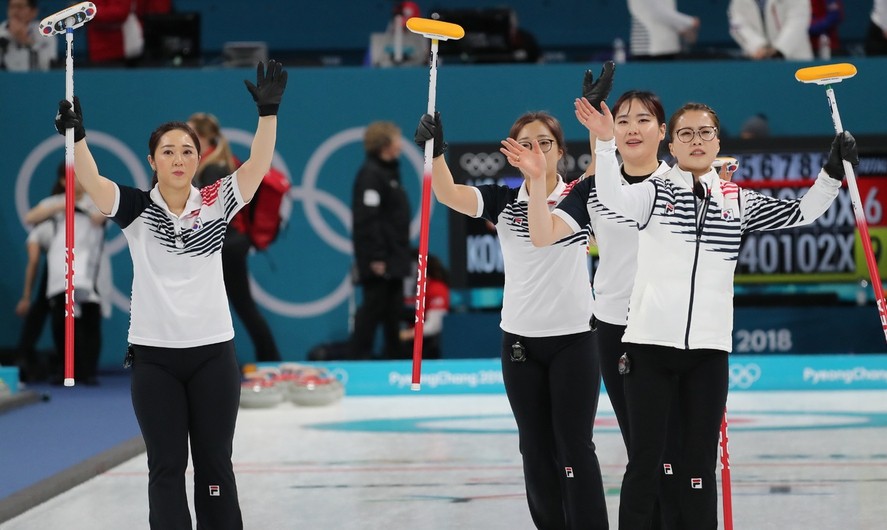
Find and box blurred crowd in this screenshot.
[4,0,886,73]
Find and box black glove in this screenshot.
[824,131,859,181]
[414,112,447,158]
[244,60,288,116]
[55,96,85,142]
[582,60,615,112]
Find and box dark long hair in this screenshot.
[426,254,450,285]
[148,121,201,187]
[52,160,66,195]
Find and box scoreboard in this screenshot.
[728,141,887,283]
[447,136,887,301]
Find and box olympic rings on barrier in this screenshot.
[227,126,426,318]
[458,151,589,180]
[459,152,506,177]
[16,132,150,314]
[728,363,762,389]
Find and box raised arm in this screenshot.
[580,61,615,177]
[25,195,106,226]
[581,100,655,222]
[743,132,853,232]
[578,97,621,215]
[55,97,117,214]
[24,197,64,225]
[237,61,288,203]
[498,137,573,246]
[414,112,478,216]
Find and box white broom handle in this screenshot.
[63,29,76,386]
[826,86,887,340]
[827,86,867,236]
[411,39,440,391]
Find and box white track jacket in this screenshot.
[728,0,813,60]
[595,138,840,352]
[627,0,696,56]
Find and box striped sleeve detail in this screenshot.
[741,189,805,233]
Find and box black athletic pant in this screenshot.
[351,276,404,359]
[501,330,608,530]
[130,340,243,530]
[595,320,681,530]
[16,266,50,380]
[49,294,101,383]
[618,344,729,530]
[865,21,887,56]
[222,227,281,362]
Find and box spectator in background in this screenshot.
[14,231,50,382]
[507,10,541,63]
[25,163,109,385]
[350,121,413,360]
[189,112,282,363]
[0,0,57,71]
[740,113,771,139]
[87,0,171,66]
[865,0,887,55]
[12,163,67,382]
[400,253,450,359]
[627,0,700,60]
[809,0,844,58]
[369,1,428,67]
[728,0,814,60]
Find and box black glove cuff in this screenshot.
[74,128,86,142]
[434,141,448,158]
[258,104,279,117]
[825,167,844,181]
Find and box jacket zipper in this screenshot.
[685,183,712,349]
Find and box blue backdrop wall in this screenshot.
[3,57,886,367]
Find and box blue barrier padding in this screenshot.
[257,354,887,395]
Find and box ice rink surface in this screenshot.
[3,388,886,529]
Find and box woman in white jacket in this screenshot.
[728,0,814,59]
[627,0,700,59]
[546,99,855,529]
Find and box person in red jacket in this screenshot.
[809,0,844,57]
[87,0,171,65]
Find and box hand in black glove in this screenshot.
[824,131,859,181]
[244,60,288,116]
[582,60,615,112]
[414,112,447,158]
[55,96,85,142]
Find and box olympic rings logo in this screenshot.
[457,149,591,178]
[230,126,426,318]
[728,362,762,389]
[16,126,428,320]
[459,152,506,177]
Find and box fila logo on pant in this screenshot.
[209,485,221,496]
[691,478,703,489]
